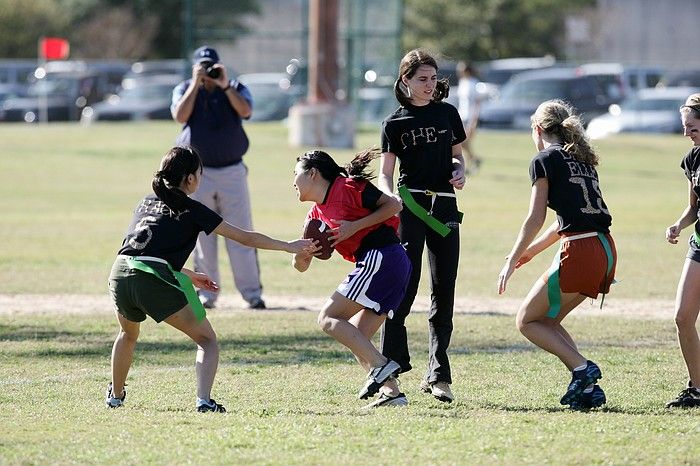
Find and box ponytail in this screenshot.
[532,100,598,166]
[297,148,381,183]
[152,146,203,213]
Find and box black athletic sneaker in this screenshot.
[560,360,602,406]
[570,384,606,411]
[105,383,126,408]
[358,360,401,399]
[197,399,227,413]
[665,382,700,408]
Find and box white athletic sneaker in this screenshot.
[363,392,408,409]
[420,380,454,403]
[358,359,402,399]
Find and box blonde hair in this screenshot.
[680,93,700,119]
[531,100,598,166]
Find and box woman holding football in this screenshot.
[664,92,700,409]
[497,100,616,410]
[292,148,412,408]
[378,48,466,404]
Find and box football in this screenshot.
[302,218,334,260]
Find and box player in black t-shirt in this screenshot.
[106,146,313,412]
[377,49,467,404]
[498,100,617,410]
[665,93,700,408]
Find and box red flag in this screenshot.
[39,37,70,60]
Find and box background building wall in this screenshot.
[567,0,699,69]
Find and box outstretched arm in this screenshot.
[498,178,549,294]
[515,220,560,268]
[213,221,313,254]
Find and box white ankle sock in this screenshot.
[196,397,213,407]
[573,363,587,372]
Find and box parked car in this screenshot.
[577,63,664,103]
[586,86,699,139]
[0,83,27,106]
[121,59,186,90]
[238,72,295,121]
[478,56,557,88]
[478,67,612,130]
[81,74,181,123]
[0,59,35,87]
[658,69,700,88]
[0,71,108,122]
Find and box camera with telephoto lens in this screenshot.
[202,61,221,79]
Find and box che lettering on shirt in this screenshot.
[400,126,438,149]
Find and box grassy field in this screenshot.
[2,122,700,464]
[0,121,694,299]
[2,310,699,464]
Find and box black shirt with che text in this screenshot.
[381,101,466,193]
[118,194,222,270]
[529,144,612,233]
[680,146,700,234]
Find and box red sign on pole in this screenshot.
[39,37,70,60]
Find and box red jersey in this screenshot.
[306,177,399,262]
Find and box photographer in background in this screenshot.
[171,45,266,310]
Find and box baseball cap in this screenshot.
[192,46,219,64]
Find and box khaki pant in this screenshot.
[191,162,262,305]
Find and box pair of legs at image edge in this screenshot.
[517,279,606,410]
[106,305,226,413]
[318,293,405,408]
[666,258,700,408]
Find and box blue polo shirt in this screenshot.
[172,80,253,168]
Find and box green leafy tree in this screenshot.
[0,0,72,57]
[97,0,261,58]
[0,0,260,59]
[403,0,594,62]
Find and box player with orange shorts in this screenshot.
[498,99,617,410]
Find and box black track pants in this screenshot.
[379,199,460,384]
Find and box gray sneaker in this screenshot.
[358,359,402,399]
[105,383,126,408]
[363,392,408,408]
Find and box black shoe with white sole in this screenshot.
[358,360,402,400]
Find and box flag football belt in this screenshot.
[546,232,614,318]
[121,255,207,322]
[694,231,700,246]
[398,185,462,237]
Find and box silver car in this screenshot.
[586,86,700,139]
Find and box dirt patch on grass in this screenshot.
[0,294,675,320]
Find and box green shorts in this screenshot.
[108,255,187,323]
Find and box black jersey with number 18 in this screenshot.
[529,143,612,233]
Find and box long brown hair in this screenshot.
[393,49,450,107]
[531,100,598,166]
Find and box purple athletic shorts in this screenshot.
[337,243,411,318]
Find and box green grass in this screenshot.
[1,311,699,464]
[0,121,693,298]
[2,122,699,464]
